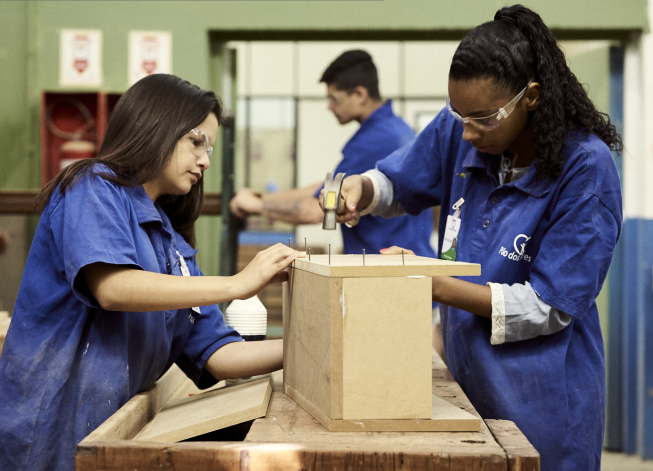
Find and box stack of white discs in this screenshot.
[224,295,267,339]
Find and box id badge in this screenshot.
[441,214,461,261]
[176,250,201,316]
[440,197,464,261]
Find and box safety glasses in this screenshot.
[187,128,213,160]
[446,82,531,130]
[327,90,354,106]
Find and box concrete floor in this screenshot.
[602,451,653,470]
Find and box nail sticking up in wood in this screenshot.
[304,238,307,253]
[402,250,405,266]
[363,249,366,266]
[289,238,295,267]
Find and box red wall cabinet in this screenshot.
[40,91,122,186]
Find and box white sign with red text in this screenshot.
[60,29,102,87]
[129,31,172,85]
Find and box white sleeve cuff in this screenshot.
[359,170,381,216]
[488,282,506,345]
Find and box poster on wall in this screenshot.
[59,29,103,87]
[129,31,172,85]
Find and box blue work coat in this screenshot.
[377,109,622,471]
[0,168,242,471]
[317,100,436,257]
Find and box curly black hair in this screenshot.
[449,4,622,180]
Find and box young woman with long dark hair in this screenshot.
[331,5,622,470]
[0,74,302,471]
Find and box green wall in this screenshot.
[0,2,33,189]
[0,0,646,192]
[0,0,646,275]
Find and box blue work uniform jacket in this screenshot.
[0,168,242,471]
[377,109,622,471]
[316,100,436,257]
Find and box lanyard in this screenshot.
[176,250,201,316]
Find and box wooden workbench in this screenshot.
[77,352,539,470]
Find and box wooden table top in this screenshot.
[240,353,539,470]
[77,351,539,470]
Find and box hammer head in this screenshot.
[322,172,346,230]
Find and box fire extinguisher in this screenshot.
[46,99,96,169]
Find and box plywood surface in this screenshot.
[83,365,197,442]
[341,276,432,419]
[132,376,272,443]
[285,382,480,432]
[249,354,497,456]
[283,268,340,419]
[294,254,481,278]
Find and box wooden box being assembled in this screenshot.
[282,254,481,432]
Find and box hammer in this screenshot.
[322,172,346,230]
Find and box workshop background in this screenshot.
[0,0,651,466]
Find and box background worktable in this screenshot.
[77,352,539,471]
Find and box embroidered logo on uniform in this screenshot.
[513,234,531,256]
[499,234,532,262]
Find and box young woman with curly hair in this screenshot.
[331,5,622,470]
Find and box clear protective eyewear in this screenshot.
[187,128,213,160]
[446,82,531,130]
[327,89,353,106]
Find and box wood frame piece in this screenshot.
[133,377,273,443]
[293,254,481,278]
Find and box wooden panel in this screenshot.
[133,377,272,443]
[486,419,540,471]
[0,190,222,216]
[76,439,501,471]
[0,190,40,214]
[82,365,192,442]
[341,276,432,419]
[329,275,344,419]
[293,253,481,278]
[286,386,479,432]
[282,268,338,419]
[247,392,493,456]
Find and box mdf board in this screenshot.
[283,254,481,431]
[80,365,272,446]
[341,276,432,419]
[133,376,273,443]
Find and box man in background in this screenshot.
[230,49,435,258]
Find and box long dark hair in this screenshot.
[449,4,622,180]
[37,74,222,246]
